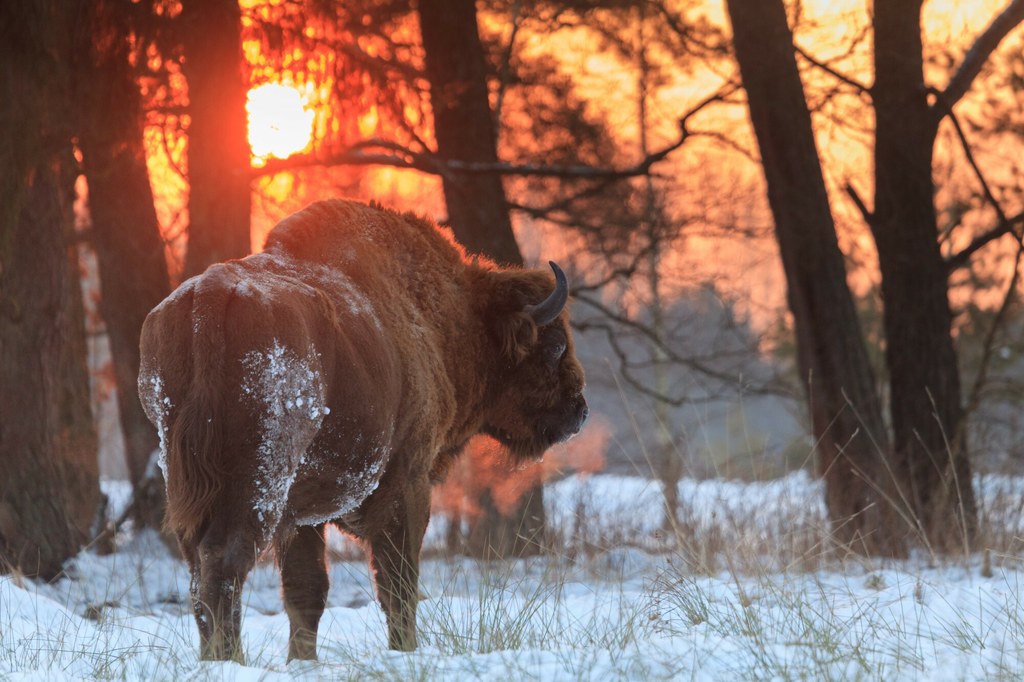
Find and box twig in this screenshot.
[793,43,871,96]
[494,0,523,132]
[844,182,874,226]
[933,0,1024,118]
[573,293,795,398]
[962,226,1024,424]
[946,211,1024,272]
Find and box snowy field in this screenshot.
[3,472,1024,680]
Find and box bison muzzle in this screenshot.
[138,199,587,662]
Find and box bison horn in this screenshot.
[526,261,569,326]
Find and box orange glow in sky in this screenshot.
[246,83,314,165]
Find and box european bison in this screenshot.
[138,199,587,662]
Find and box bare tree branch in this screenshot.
[507,180,621,221]
[962,214,1024,422]
[252,122,688,179]
[573,292,796,399]
[566,245,652,293]
[334,41,426,82]
[844,182,874,226]
[933,0,1024,117]
[946,106,1007,226]
[493,0,523,132]
[932,95,1024,267]
[251,84,736,181]
[793,42,871,96]
[946,210,1024,271]
[596,323,723,407]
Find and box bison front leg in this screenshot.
[366,477,431,651]
[278,524,329,661]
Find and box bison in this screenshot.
[138,199,587,662]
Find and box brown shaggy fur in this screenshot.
[138,199,587,662]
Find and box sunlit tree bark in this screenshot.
[419,0,545,558]
[725,0,903,555]
[0,1,100,577]
[180,0,251,276]
[78,0,172,529]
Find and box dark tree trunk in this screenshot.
[0,1,100,577]
[78,1,172,529]
[180,0,251,276]
[419,0,545,558]
[466,488,546,559]
[418,0,521,265]
[725,0,903,555]
[872,0,976,551]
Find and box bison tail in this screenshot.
[164,273,232,544]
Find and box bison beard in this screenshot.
[138,199,587,662]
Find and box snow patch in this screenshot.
[7,475,1024,678]
[138,366,172,481]
[242,340,326,532]
[295,456,387,528]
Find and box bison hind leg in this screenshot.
[186,522,259,663]
[277,524,330,661]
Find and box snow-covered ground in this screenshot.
[3,472,1024,680]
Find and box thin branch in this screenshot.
[252,121,688,179]
[939,87,1024,271]
[597,324,706,407]
[334,41,426,82]
[508,180,618,218]
[253,148,419,177]
[573,292,794,398]
[934,0,1024,117]
[844,182,874,226]
[493,0,523,131]
[963,219,1024,421]
[946,210,1024,271]
[254,148,650,179]
[946,106,1007,225]
[252,83,735,181]
[567,245,653,293]
[793,43,871,96]
[938,96,1024,265]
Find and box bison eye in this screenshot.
[540,331,567,370]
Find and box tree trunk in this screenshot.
[419,0,545,558]
[0,1,100,577]
[78,1,172,529]
[418,0,521,264]
[180,0,251,276]
[637,15,682,532]
[651,247,682,532]
[725,0,903,555]
[872,0,976,551]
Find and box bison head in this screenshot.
[481,262,588,461]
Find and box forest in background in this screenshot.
[1,0,1023,577]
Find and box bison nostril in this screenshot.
[575,402,589,431]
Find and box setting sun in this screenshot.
[246,83,314,165]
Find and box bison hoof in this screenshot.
[287,645,319,662]
[388,635,418,652]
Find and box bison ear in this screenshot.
[483,264,566,362]
[494,310,538,362]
